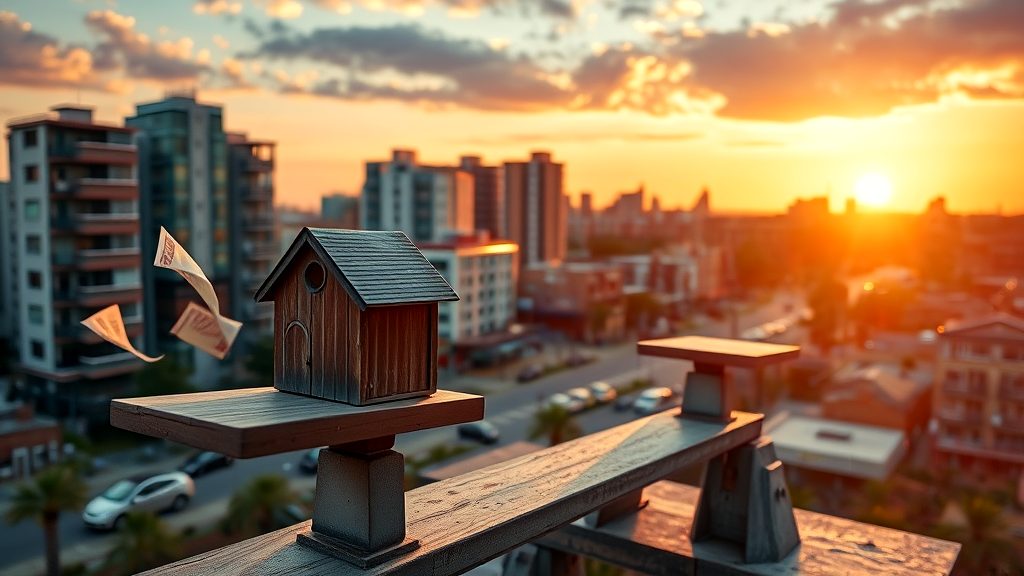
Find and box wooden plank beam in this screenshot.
[137,410,765,576]
[110,388,483,458]
[538,480,960,576]
[637,336,799,368]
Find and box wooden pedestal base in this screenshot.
[692,436,800,563]
[296,530,420,568]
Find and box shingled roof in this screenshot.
[254,228,458,309]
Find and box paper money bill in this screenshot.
[81,304,163,363]
[170,301,242,360]
[154,227,243,358]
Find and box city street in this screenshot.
[0,291,801,574]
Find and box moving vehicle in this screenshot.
[546,393,584,413]
[179,451,233,478]
[566,387,596,410]
[83,472,195,530]
[633,387,678,415]
[588,381,618,404]
[457,420,500,444]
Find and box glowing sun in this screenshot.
[854,172,893,207]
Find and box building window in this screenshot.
[28,305,43,325]
[23,129,38,148]
[24,199,40,221]
[28,271,42,288]
[26,235,41,254]
[24,165,39,183]
[30,340,44,359]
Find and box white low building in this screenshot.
[768,415,908,481]
[419,235,518,347]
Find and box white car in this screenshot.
[82,471,195,530]
[566,387,596,410]
[633,387,678,415]
[547,393,584,413]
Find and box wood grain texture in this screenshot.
[136,410,765,576]
[637,336,799,368]
[110,388,483,458]
[539,480,959,576]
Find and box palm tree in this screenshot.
[223,474,298,536]
[105,511,180,575]
[933,493,1019,575]
[4,464,87,576]
[529,404,582,447]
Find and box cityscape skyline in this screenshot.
[0,0,1023,214]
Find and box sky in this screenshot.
[0,0,1022,214]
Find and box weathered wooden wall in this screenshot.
[358,304,437,403]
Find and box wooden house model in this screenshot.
[254,228,459,405]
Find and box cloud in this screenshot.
[86,10,211,81]
[247,24,572,110]
[675,0,1024,120]
[257,0,304,18]
[193,0,243,15]
[257,0,575,19]
[0,11,98,89]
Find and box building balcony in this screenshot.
[52,213,140,235]
[244,216,275,231]
[995,417,1024,434]
[52,178,138,201]
[49,141,136,165]
[53,283,143,307]
[999,384,1024,401]
[53,247,141,271]
[55,317,143,344]
[242,156,273,173]
[937,408,984,424]
[941,380,985,397]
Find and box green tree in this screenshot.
[934,493,1020,575]
[223,475,298,536]
[807,276,847,356]
[529,405,582,447]
[105,511,181,575]
[244,335,275,387]
[135,357,194,396]
[4,464,87,576]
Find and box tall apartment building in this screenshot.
[504,152,567,270]
[459,156,505,239]
[0,181,12,343]
[361,149,474,242]
[5,105,145,418]
[419,235,518,367]
[933,313,1024,478]
[127,94,231,384]
[228,132,276,336]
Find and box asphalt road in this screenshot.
[0,291,800,571]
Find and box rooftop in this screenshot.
[768,414,907,480]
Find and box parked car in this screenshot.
[614,394,635,412]
[565,353,592,367]
[589,381,618,404]
[547,393,584,413]
[299,447,323,475]
[566,387,596,410]
[179,451,233,478]
[457,420,500,444]
[633,387,678,415]
[82,472,195,530]
[517,364,543,383]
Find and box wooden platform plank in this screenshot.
[137,410,765,576]
[539,480,960,576]
[637,336,799,368]
[110,388,483,458]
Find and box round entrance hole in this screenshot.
[304,261,326,293]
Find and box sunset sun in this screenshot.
[854,172,893,208]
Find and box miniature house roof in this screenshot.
[254,228,459,309]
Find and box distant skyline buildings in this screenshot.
[504,152,567,270]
